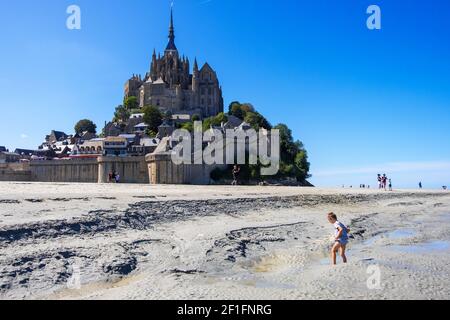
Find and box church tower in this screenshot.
[165,8,177,54]
[127,7,224,117]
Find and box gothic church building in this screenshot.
[124,9,224,118]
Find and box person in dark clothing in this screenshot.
[231,165,241,186]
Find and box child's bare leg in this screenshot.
[339,245,347,263]
[331,242,340,265]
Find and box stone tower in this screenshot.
[124,8,224,118]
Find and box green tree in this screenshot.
[274,124,310,181]
[210,121,310,183]
[202,113,228,131]
[181,122,194,132]
[227,101,241,114]
[113,105,130,123]
[240,103,255,114]
[294,148,310,181]
[74,119,97,135]
[244,112,272,130]
[143,105,163,134]
[214,112,228,125]
[124,96,139,110]
[230,104,245,120]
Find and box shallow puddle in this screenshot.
[392,241,450,254]
[364,229,416,245]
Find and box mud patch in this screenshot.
[0,200,20,204]
[166,269,205,276]
[103,256,137,277]
[25,199,44,203]
[388,201,423,207]
[49,198,90,202]
[206,222,308,265]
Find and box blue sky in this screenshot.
[0,0,449,188]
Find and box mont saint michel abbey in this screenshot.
[124,9,224,118]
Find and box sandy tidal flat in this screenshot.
[0,182,449,300]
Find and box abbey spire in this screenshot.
[165,7,177,52]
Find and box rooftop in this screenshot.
[134,123,149,128]
[105,137,127,142]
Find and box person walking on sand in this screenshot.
[419,182,423,189]
[377,174,382,189]
[388,179,393,191]
[382,174,388,190]
[327,212,350,265]
[115,173,120,184]
[231,165,241,186]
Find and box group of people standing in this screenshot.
[108,171,121,183]
[377,174,392,191]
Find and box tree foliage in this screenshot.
[113,105,130,123]
[228,102,271,130]
[143,105,163,134]
[274,124,311,181]
[74,119,97,134]
[123,96,139,110]
[208,103,311,184]
[202,113,228,131]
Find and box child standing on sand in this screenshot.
[327,212,350,265]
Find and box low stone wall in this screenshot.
[1,155,218,185]
[98,156,149,184]
[0,163,32,182]
[146,153,225,185]
[30,159,98,183]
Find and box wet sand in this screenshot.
[0,182,449,300]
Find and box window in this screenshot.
[208,88,212,95]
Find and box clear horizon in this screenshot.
[1,0,449,188]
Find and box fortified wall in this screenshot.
[98,156,149,184]
[0,155,217,185]
[30,159,98,183]
[0,163,32,182]
[146,153,224,185]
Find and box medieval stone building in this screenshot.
[124,9,224,118]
